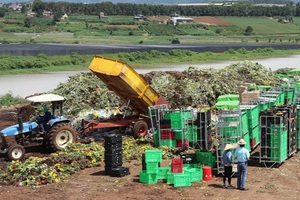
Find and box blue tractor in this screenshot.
[0,94,76,160]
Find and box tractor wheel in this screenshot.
[133,120,148,138]
[48,123,76,151]
[7,144,25,161]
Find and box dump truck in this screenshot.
[80,56,169,140]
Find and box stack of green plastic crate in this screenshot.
[170,111,192,129]
[261,90,286,106]
[153,130,160,147]
[243,132,251,151]
[270,124,288,162]
[139,150,203,187]
[256,97,276,111]
[218,111,248,144]
[186,125,198,142]
[282,85,295,105]
[139,150,163,184]
[195,151,216,168]
[239,105,260,147]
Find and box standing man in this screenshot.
[235,139,250,191]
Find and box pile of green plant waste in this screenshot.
[49,60,284,132]
[0,142,104,187]
[0,136,171,187]
[52,60,282,121]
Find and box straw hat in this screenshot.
[238,139,246,145]
[224,144,233,151]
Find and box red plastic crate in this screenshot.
[176,139,189,150]
[250,138,256,148]
[160,131,175,140]
[171,158,183,173]
[160,123,171,129]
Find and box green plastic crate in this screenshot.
[173,173,192,187]
[258,101,270,111]
[183,163,198,168]
[270,125,288,162]
[186,125,198,141]
[174,130,185,140]
[195,152,216,168]
[139,171,158,184]
[167,171,175,184]
[170,111,192,120]
[145,150,162,163]
[249,124,260,143]
[239,105,259,128]
[241,111,249,134]
[284,90,294,104]
[146,162,159,174]
[219,126,243,138]
[157,167,170,180]
[184,167,203,182]
[153,129,160,147]
[243,133,251,151]
[159,139,176,147]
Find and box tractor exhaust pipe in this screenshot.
[18,117,23,133]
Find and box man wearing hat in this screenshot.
[222,144,234,189]
[235,139,250,191]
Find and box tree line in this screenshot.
[28,0,300,18]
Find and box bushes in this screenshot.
[171,38,180,44]
[0,92,27,107]
[0,54,91,71]
[117,49,199,62]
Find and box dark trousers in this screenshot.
[223,165,233,185]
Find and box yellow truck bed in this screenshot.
[89,56,167,115]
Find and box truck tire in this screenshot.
[48,123,76,151]
[133,120,148,138]
[7,143,25,161]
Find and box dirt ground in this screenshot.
[0,105,300,200]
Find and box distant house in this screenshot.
[168,16,193,25]
[282,19,290,24]
[61,14,68,20]
[99,12,108,19]
[43,10,53,19]
[27,12,36,18]
[9,3,21,11]
[134,14,147,21]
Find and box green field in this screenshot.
[218,17,300,35]
[1,12,300,44]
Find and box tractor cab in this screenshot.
[26,94,68,132]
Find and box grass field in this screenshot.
[1,13,300,44]
[218,17,300,35]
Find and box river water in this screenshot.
[1,55,300,98]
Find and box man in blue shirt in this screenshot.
[235,139,250,191]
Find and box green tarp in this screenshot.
[248,85,271,91]
[215,100,240,109]
[217,94,239,102]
